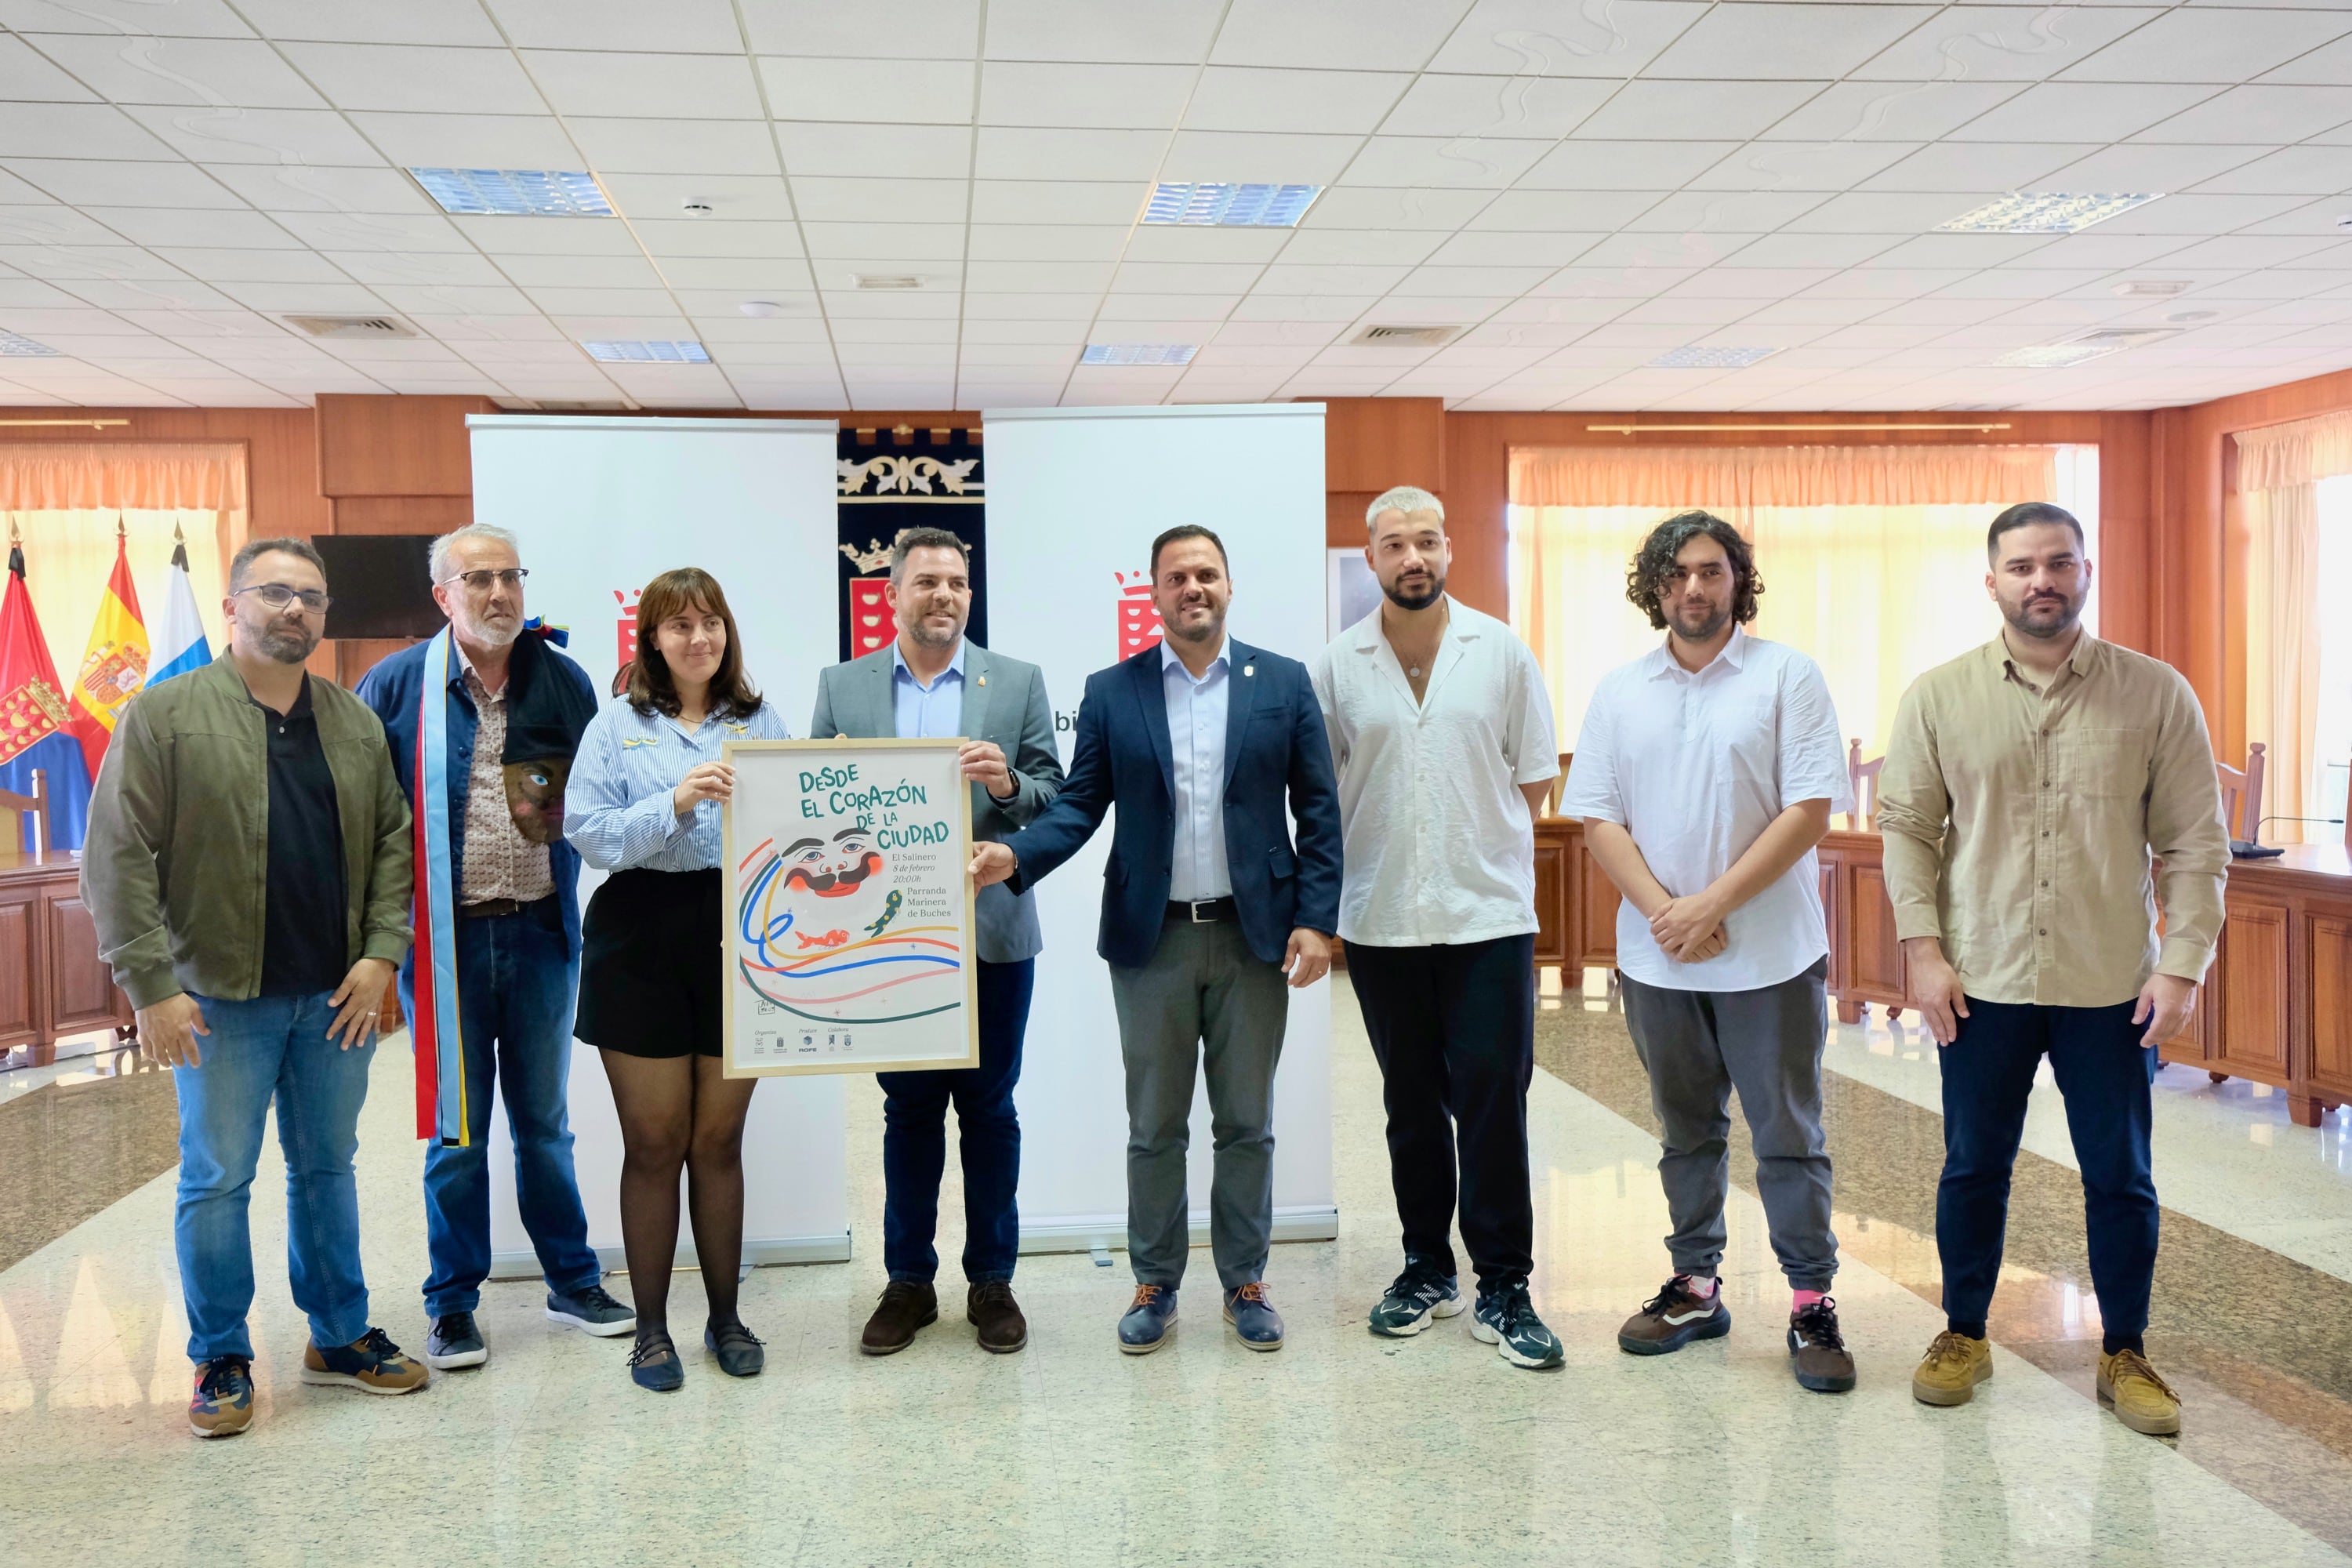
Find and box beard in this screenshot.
[901,601,965,648]
[255,616,320,665]
[463,608,521,648]
[1668,599,1730,644]
[2001,586,2084,640]
[1383,569,1445,611]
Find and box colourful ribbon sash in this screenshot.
[412,628,468,1146]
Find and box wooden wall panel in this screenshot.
[315,393,495,498]
[0,892,34,1047]
[2311,913,2352,1099]
[1323,397,1446,493]
[0,406,328,536]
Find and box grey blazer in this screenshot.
[809,640,1065,964]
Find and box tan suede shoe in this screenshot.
[2098,1348,2182,1436]
[1910,1330,1993,1406]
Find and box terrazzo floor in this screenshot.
[0,978,2347,1567]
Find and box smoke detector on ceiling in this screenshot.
[285,314,418,339]
[1347,325,1461,347]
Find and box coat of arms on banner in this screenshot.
[1116,571,1164,659]
[835,426,985,663]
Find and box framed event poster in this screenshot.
[720,739,980,1078]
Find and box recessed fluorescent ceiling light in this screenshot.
[1990,328,2178,369]
[1939,192,2160,235]
[0,330,60,356]
[411,168,613,216]
[581,339,710,363]
[1648,346,1777,368]
[1142,182,1321,227]
[1081,343,1198,366]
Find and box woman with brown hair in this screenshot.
[564,568,790,1390]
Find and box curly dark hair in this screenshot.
[1625,510,1763,630]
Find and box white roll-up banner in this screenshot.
[980,403,1337,1253]
[465,415,850,1272]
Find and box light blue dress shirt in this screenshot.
[1162,637,1232,902]
[564,695,792,873]
[891,641,965,740]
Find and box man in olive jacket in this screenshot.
[82,536,422,1439]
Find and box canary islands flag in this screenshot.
[149,538,212,688]
[0,545,92,851]
[67,536,148,783]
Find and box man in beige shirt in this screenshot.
[1878,501,2227,1439]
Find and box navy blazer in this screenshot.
[1009,637,1342,969]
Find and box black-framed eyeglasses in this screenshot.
[441,568,529,593]
[233,583,332,613]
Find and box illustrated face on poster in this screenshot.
[728,744,976,1074]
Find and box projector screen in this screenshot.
[465,414,850,1272]
[982,403,1336,1254]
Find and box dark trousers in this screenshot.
[1936,996,2159,1338]
[1348,933,1537,1293]
[1620,957,1837,1291]
[877,957,1034,1285]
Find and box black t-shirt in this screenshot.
[256,677,350,997]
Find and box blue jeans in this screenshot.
[172,993,376,1363]
[877,957,1033,1285]
[400,906,600,1316]
[1936,996,2160,1338]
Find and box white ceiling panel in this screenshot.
[524,51,764,120]
[0,33,96,101]
[342,112,571,168]
[632,220,806,259]
[1183,67,1410,136]
[2063,9,2351,82]
[1852,6,2160,82]
[571,118,779,176]
[204,165,438,213]
[231,0,501,46]
[58,277,240,307]
[2132,85,2352,145]
[1122,227,1290,262]
[606,173,795,223]
[1213,0,1479,73]
[1951,82,2218,142]
[488,0,748,53]
[969,180,1145,225]
[800,222,966,260]
[124,106,383,167]
[27,35,325,109]
[154,249,349,282]
[1688,140,1921,190]
[975,127,1165,183]
[85,207,302,248]
[2190,145,2352,194]
[2,159,241,208]
[1377,74,1611,140]
[1761,82,2027,143]
[1584,80,1825,143]
[759,57,975,125]
[1519,140,1742,190]
[1165,130,1363,186]
[775,122,969,180]
[1646,4,1938,78]
[327,251,507,287]
[982,0,1223,64]
[1424,230,1601,267]
[739,0,980,60]
[0,101,175,160]
[1340,135,1550,189]
[1425,0,1708,78]
[1277,228,1450,266]
[0,0,255,35]
[978,61,1195,129]
[791,176,964,223]
[277,43,546,114]
[1304,186,1497,230]
[270,210,470,252]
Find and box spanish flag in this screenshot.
[67,536,149,782]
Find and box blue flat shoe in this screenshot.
[628,1331,683,1392]
[1118,1284,1178,1354]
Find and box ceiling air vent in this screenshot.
[853,274,924,291]
[285,314,417,339]
[2069,327,2179,350]
[1348,325,1460,347]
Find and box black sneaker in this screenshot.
[1368,1263,1465,1338]
[1471,1278,1565,1370]
[547,1283,636,1338]
[424,1311,488,1370]
[1788,1298,1857,1393]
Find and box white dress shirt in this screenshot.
[1559,626,1853,993]
[1311,599,1559,947]
[1162,637,1232,902]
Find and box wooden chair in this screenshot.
[2217,742,2266,842]
[1846,740,1885,831]
[0,768,50,864]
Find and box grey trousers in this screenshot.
[1619,956,1838,1291]
[1106,912,1288,1291]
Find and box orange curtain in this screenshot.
[0,443,246,513]
[1510,443,2060,509]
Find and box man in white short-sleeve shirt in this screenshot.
[1312,485,1564,1371]
[1561,510,1859,1396]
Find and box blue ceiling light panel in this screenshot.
[580,340,712,363]
[410,168,615,216]
[1142,182,1322,227]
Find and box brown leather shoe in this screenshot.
[859,1280,938,1356]
[967,1280,1028,1354]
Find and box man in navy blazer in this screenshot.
[973,524,1341,1356]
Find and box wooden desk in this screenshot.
[1531,821,2349,1129]
[0,851,137,1061]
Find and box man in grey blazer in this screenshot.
[812,527,1064,1356]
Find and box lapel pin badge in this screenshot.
[1244,664,1254,677]
[978,674,986,686]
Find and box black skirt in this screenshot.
[576,867,724,1058]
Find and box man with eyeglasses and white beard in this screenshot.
[360,524,632,1377]
[85,536,425,1437]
